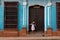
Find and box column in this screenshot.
[19,2,27,36]
[23,4,26,27]
[46,2,53,36]
[45,6,47,31]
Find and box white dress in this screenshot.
[31,24,35,31]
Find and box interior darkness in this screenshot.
[56,2,60,30]
[29,5,44,32]
[4,2,18,28]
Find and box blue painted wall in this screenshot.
[18,0,57,31]
[51,5,56,31]
[0,0,57,31]
[18,4,23,30]
[45,0,57,31]
[51,0,56,31]
[0,0,4,30]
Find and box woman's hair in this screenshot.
[32,21,35,24]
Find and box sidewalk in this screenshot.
[0,37,60,40]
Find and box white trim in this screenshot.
[47,2,52,6]
[28,4,45,7]
[23,2,27,6]
[25,6,26,26]
[48,7,50,26]
[23,6,26,26]
[23,6,24,25]
[4,0,19,1]
[45,6,47,31]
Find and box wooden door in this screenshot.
[4,2,18,30]
[56,2,60,30]
[29,5,44,32]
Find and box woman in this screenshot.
[30,21,36,32]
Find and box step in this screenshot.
[4,31,18,37]
[4,28,18,37]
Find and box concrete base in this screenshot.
[0,31,3,37]
[52,31,57,36]
[1,27,60,37]
[19,27,27,37]
[56,30,60,36]
[4,31,18,37]
[3,28,18,37]
[45,27,53,36]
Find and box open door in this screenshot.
[29,5,44,32]
[4,2,18,37]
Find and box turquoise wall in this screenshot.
[18,4,23,30]
[51,5,56,31]
[51,0,56,31]
[0,0,57,31]
[18,0,57,31]
[0,6,4,30]
[27,0,57,31]
[0,0,4,30]
[46,0,57,31]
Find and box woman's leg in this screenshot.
[31,30,35,33]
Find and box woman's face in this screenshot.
[32,21,35,24]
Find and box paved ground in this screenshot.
[27,32,44,37]
[0,37,60,40]
[0,32,60,40]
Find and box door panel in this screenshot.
[56,2,60,30]
[4,2,18,29]
[4,2,18,37]
[29,5,44,32]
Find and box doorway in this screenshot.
[56,2,60,30]
[29,5,44,33]
[4,2,18,29]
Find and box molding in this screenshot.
[45,6,47,31]
[56,1,60,2]
[28,0,45,7]
[0,0,2,5]
[48,7,50,26]
[23,2,27,6]
[47,2,52,6]
[4,0,19,1]
[28,4,45,7]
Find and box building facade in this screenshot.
[0,0,59,37]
